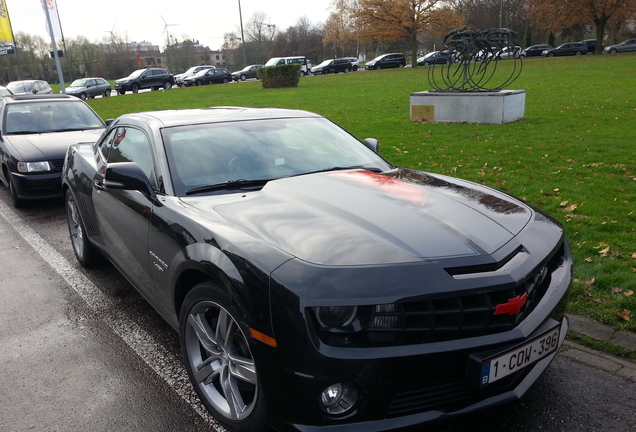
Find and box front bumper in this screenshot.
[10,170,63,200]
[262,235,572,430]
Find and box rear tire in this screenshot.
[180,281,269,432]
[103,89,111,97]
[79,93,87,100]
[163,81,172,90]
[132,83,139,93]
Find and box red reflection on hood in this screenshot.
[333,170,428,207]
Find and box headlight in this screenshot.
[17,161,53,173]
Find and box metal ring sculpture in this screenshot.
[427,28,522,92]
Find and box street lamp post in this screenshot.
[238,0,247,66]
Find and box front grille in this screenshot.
[313,243,566,348]
[51,159,65,171]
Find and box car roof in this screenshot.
[117,106,323,128]
[1,94,77,104]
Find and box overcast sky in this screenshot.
[6,0,333,50]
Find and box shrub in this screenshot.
[257,64,301,88]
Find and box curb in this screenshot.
[566,314,636,351]
[562,313,636,382]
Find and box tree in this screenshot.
[528,0,636,53]
[352,0,465,66]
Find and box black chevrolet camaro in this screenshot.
[62,107,572,432]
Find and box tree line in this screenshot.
[2,0,634,84]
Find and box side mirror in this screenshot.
[104,162,156,200]
[363,138,379,153]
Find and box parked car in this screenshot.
[174,65,215,86]
[365,53,407,70]
[340,57,360,71]
[231,64,263,81]
[0,86,13,96]
[64,77,111,100]
[62,106,571,432]
[7,80,53,95]
[182,68,232,86]
[603,38,636,54]
[264,56,311,76]
[310,58,353,75]
[114,68,175,94]
[417,51,454,66]
[495,46,523,59]
[521,44,553,58]
[580,39,596,53]
[542,42,588,57]
[0,94,105,207]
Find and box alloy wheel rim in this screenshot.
[185,300,257,421]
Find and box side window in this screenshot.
[106,127,155,183]
[98,127,119,161]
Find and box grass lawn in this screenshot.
[71,54,635,331]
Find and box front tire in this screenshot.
[131,83,139,93]
[180,281,268,432]
[240,74,247,81]
[66,190,99,267]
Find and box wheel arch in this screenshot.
[171,247,272,338]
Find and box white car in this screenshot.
[174,65,215,86]
[340,57,360,71]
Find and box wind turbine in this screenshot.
[103,22,117,44]
[160,15,177,47]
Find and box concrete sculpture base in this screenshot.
[410,89,526,124]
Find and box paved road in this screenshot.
[1,190,635,432]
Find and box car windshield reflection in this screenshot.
[162,117,393,196]
[5,102,106,134]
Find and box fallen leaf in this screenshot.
[632,253,636,259]
[584,257,592,262]
[593,298,602,303]
[560,200,569,207]
[583,277,595,286]
[625,290,634,297]
[611,287,623,294]
[616,310,632,321]
[598,246,610,257]
[565,204,578,212]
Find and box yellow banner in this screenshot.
[0,0,13,43]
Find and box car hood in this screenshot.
[5,129,104,160]
[187,169,533,266]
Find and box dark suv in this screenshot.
[365,53,406,70]
[310,58,354,75]
[114,68,175,94]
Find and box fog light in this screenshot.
[319,383,358,415]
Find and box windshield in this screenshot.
[128,69,145,78]
[7,82,33,93]
[69,79,87,87]
[162,117,393,196]
[4,101,105,134]
[317,60,333,67]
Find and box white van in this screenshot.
[264,56,310,76]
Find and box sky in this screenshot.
[6,0,333,50]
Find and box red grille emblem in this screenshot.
[494,293,527,316]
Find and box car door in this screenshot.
[92,126,158,297]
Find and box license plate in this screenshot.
[480,323,561,386]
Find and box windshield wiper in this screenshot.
[185,178,272,195]
[294,165,384,177]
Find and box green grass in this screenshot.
[75,55,636,331]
